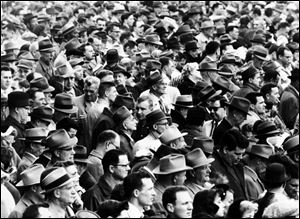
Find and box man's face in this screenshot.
[194,164,211,183]
[285,178,299,200]
[171,191,193,218]
[137,178,156,207]
[57,181,77,205]
[134,21,144,36]
[251,73,261,87]
[280,50,293,68]
[267,87,280,104]
[84,45,95,60]
[1,70,12,90]
[224,146,246,165]
[40,51,54,63]
[57,146,75,162]
[32,91,47,108]
[188,49,199,58]
[174,171,187,185]
[165,60,175,78]
[106,86,118,103]
[154,119,169,134]
[126,15,135,27]
[114,73,126,86]
[229,27,239,40]
[136,100,152,120]
[204,28,215,38]
[84,84,98,103]
[210,100,226,122]
[44,92,52,106]
[18,106,30,124]
[109,26,121,41]
[123,115,138,131]
[97,19,106,30]
[254,96,266,114]
[173,137,187,150]
[31,142,46,157]
[112,154,130,180]
[153,80,167,95]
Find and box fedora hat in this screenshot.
[253,45,268,61]
[144,35,163,46]
[54,93,78,114]
[106,49,119,64]
[247,144,274,159]
[199,61,219,71]
[186,148,214,169]
[30,77,55,93]
[152,154,192,175]
[262,162,290,184]
[37,12,51,23]
[113,65,131,78]
[74,145,91,164]
[187,7,202,16]
[113,106,132,126]
[200,20,215,29]
[173,95,194,108]
[175,25,192,36]
[241,65,259,81]
[20,128,48,143]
[225,96,250,115]
[212,76,232,93]
[112,95,135,111]
[23,12,37,23]
[167,37,181,50]
[217,64,235,77]
[18,51,38,61]
[7,91,30,108]
[17,59,33,69]
[54,54,75,78]
[1,53,18,62]
[160,125,187,145]
[59,22,75,36]
[146,110,170,127]
[219,34,234,45]
[251,34,266,45]
[255,121,281,137]
[219,53,241,66]
[75,210,100,218]
[185,41,199,51]
[16,164,45,187]
[191,137,214,155]
[40,167,75,194]
[197,85,222,103]
[216,25,226,36]
[4,41,19,51]
[42,129,78,151]
[283,135,299,153]
[147,70,163,86]
[38,39,54,52]
[179,33,197,45]
[29,106,54,123]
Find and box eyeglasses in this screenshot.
[156,122,169,126]
[84,89,97,94]
[114,163,130,168]
[210,106,222,111]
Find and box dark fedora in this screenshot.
[197,85,222,103]
[191,136,214,155]
[144,35,163,46]
[54,93,78,114]
[38,39,54,52]
[247,144,274,159]
[30,77,55,93]
[112,94,135,111]
[186,148,215,169]
[216,25,226,36]
[19,127,48,143]
[179,33,197,45]
[225,96,250,115]
[253,45,268,61]
[7,91,30,108]
[217,64,235,77]
[251,34,266,45]
[23,13,37,23]
[262,162,290,184]
[106,49,119,64]
[173,95,194,108]
[17,59,34,69]
[74,145,91,164]
[187,7,202,16]
[288,68,299,80]
[116,84,131,96]
[199,61,219,71]
[59,22,75,36]
[185,41,199,51]
[113,106,132,126]
[41,129,78,151]
[241,65,259,81]
[175,25,192,36]
[69,57,84,67]
[167,37,180,50]
[219,53,242,66]
[212,76,232,93]
[219,34,234,45]
[255,121,281,137]
[1,53,18,62]
[113,65,131,78]
[147,70,163,86]
[146,109,170,127]
[29,106,54,123]
[283,135,299,153]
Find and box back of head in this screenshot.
[123,171,151,200]
[192,189,219,217]
[102,149,125,174]
[220,129,249,151]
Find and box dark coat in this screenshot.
[177,76,195,95]
[79,170,97,191]
[81,176,114,211]
[171,109,186,131]
[35,57,54,81]
[211,150,247,200]
[118,130,135,162]
[212,118,233,148]
[132,119,149,142]
[232,82,260,98]
[279,85,299,129]
[3,116,26,157]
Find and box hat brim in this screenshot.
[54,105,78,114]
[218,72,235,76]
[253,54,267,61]
[39,118,53,123]
[152,165,193,175]
[192,158,215,169]
[144,41,163,46]
[200,25,215,29]
[255,130,281,137]
[74,158,92,164]
[43,86,55,93]
[199,68,219,71]
[17,64,31,69]
[16,179,40,187]
[172,103,194,108]
[224,102,251,115]
[41,177,74,194]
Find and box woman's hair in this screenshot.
[192,189,219,217]
[182,62,199,77]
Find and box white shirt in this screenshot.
[118,202,144,218]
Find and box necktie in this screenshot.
[158,98,167,114]
[210,120,217,137]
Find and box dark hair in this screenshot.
[220,129,249,151]
[96,130,119,145]
[159,56,171,69]
[226,198,244,218]
[162,185,189,212]
[245,92,264,105]
[106,22,120,33]
[210,95,228,107]
[260,83,278,99]
[26,88,44,100]
[120,31,132,44]
[192,189,219,217]
[252,7,261,16]
[276,46,291,59]
[123,171,151,200]
[98,82,115,98]
[102,149,126,173]
[212,2,222,11]
[1,65,12,72]
[205,41,220,56]
[212,183,234,200]
[22,203,49,218]
[277,22,290,30]
[226,25,238,34]
[56,117,79,131]
[264,7,273,17]
[123,40,136,50]
[97,200,129,218]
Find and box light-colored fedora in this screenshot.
[185,148,214,169]
[160,125,187,145]
[16,164,45,187]
[247,144,274,159]
[152,154,192,175]
[173,95,194,108]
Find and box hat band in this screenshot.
[175,101,193,106]
[43,174,71,192]
[259,126,278,135]
[25,136,46,141]
[54,103,73,110]
[30,113,52,119]
[254,51,267,58]
[199,89,215,100]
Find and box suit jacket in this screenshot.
[177,76,195,95]
[118,131,135,162]
[212,118,233,148]
[171,109,186,131]
[211,150,247,200]
[132,119,149,142]
[153,181,167,217]
[3,116,26,157]
[279,85,299,129]
[8,191,44,218]
[244,165,265,201]
[87,150,103,182]
[35,58,54,81]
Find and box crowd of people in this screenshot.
[1,1,299,218]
